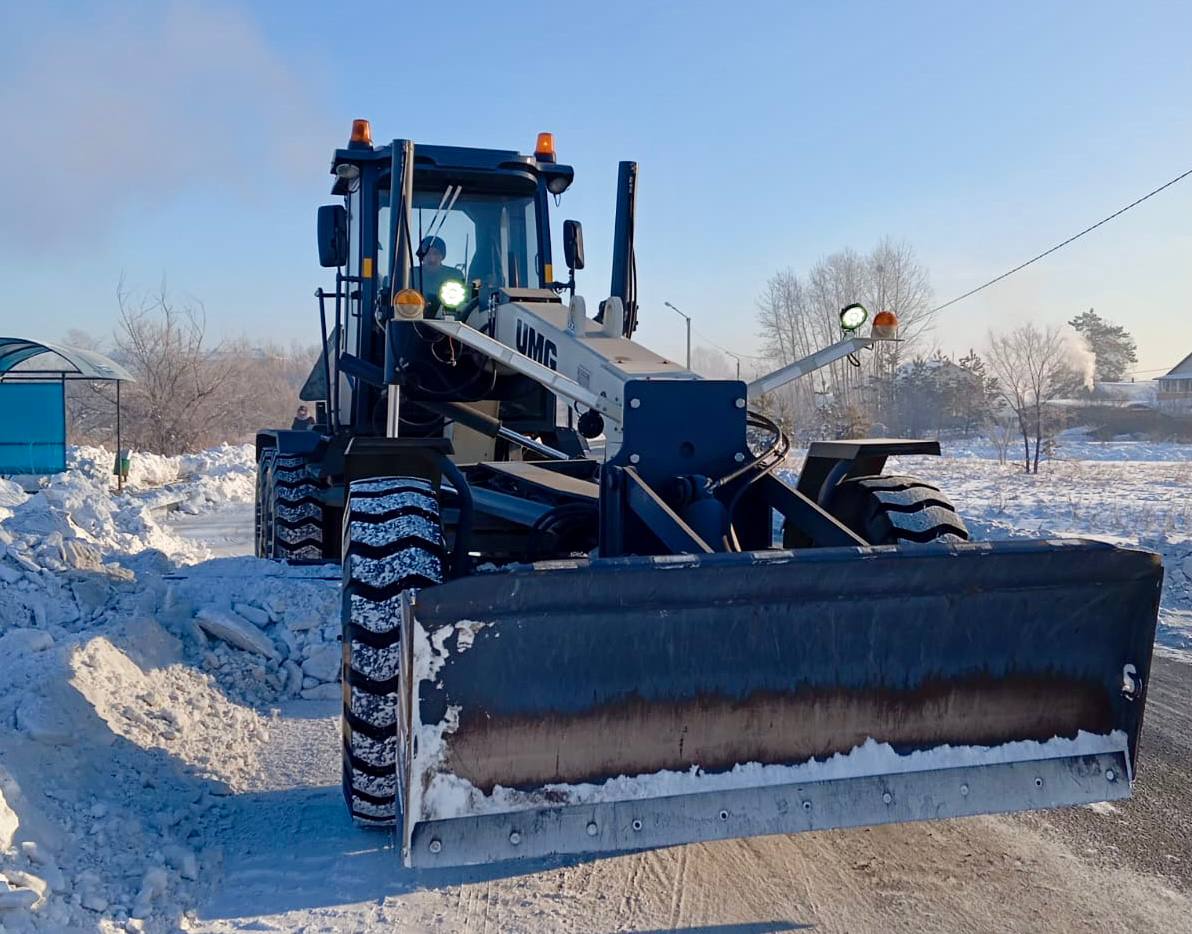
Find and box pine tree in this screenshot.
[1069,308,1138,382]
[957,349,998,437]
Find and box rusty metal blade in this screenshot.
[396,538,1161,866]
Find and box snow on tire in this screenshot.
[271,453,324,561]
[834,474,970,545]
[341,476,444,826]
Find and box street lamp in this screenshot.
[663,301,692,369]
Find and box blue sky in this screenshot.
[1,1,1189,375]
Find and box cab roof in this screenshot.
[331,139,573,197]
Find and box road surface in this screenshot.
[170,510,1192,933]
[191,658,1192,933]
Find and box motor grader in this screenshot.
[253,121,1162,867]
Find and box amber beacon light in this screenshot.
[534,132,556,163]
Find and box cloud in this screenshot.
[0,3,334,249]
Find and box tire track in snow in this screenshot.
[666,844,689,929]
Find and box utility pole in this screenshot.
[663,301,692,369]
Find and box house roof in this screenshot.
[1159,352,1192,380]
[0,338,136,381]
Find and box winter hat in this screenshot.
[420,236,446,257]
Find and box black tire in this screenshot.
[829,474,969,545]
[254,449,277,559]
[341,477,445,826]
[270,453,324,561]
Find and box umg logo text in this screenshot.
[516,319,558,370]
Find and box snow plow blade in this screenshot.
[397,539,1161,868]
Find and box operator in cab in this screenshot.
[416,236,465,311]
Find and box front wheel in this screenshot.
[340,476,445,826]
[828,474,969,545]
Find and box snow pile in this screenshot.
[165,562,343,706]
[66,444,255,497]
[69,444,257,519]
[0,615,268,931]
[0,570,342,930]
[0,444,348,930]
[2,444,256,572]
[0,447,248,640]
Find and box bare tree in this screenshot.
[93,280,320,454]
[755,239,934,437]
[986,410,1017,465]
[112,280,230,455]
[210,338,320,441]
[985,323,1084,473]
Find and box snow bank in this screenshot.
[1,444,256,575]
[0,618,268,931]
[67,444,255,495]
[0,443,347,930]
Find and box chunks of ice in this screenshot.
[300,644,341,683]
[194,607,276,659]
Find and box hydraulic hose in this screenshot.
[438,456,473,578]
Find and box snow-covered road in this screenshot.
[2,438,1191,932]
[169,505,254,559]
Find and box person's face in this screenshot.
[425,246,444,268]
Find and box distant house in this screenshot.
[1157,353,1192,413]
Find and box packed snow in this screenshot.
[0,433,1188,930]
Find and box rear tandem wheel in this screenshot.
[829,473,969,545]
[270,453,324,560]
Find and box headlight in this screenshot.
[439,280,467,309]
[839,303,868,332]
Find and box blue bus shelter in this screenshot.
[0,338,135,476]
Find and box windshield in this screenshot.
[378,187,540,300]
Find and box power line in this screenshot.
[676,165,1192,362]
[689,324,768,360]
[928,166,1192,317]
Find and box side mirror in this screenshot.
[317,205,348,268]
[563,220,585,271]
